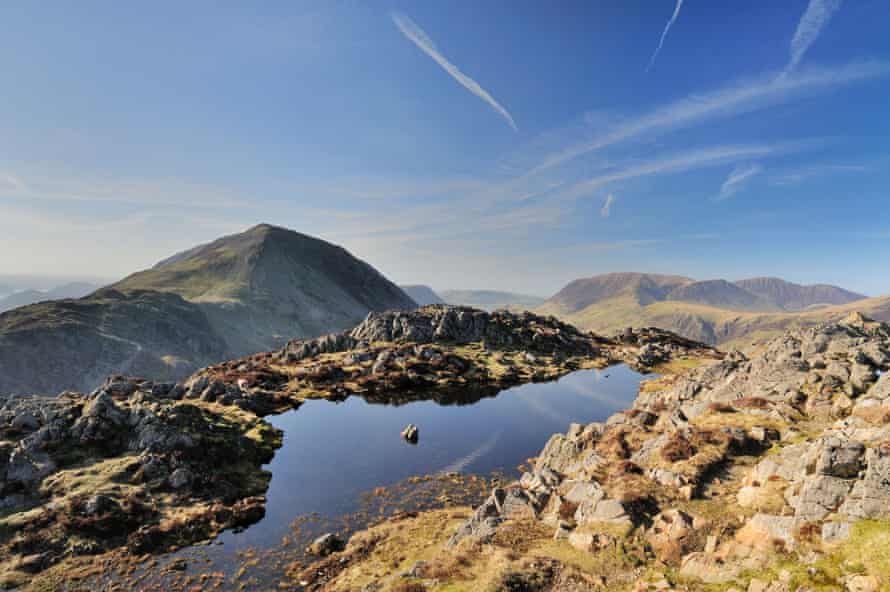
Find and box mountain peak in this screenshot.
[113,224,416,353]
[735,277,866,310]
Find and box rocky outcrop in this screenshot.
[0,375,277,586]
[281,306,607,363]
[443,312,890,589]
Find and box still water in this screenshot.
[116,365,652,589]
[220,364,651,550]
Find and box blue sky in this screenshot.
[1,0,889,295]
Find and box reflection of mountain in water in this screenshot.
[357,383,503,407]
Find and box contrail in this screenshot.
[785,0,843,74]
[646,0,684,72]
[392,11,518,131]
[438,431,501,474]
[600,193,615,218]
[716,163,763,200]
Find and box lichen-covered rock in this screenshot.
[736,513,797,550]
[280,305,606,364]
[447,486,543,547]
[840,448,890,519]
[814,437,865,478]
[791,475,853,521]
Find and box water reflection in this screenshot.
[221,364,651,550]
[120,365,652,590]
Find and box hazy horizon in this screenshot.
[2,1,889,295]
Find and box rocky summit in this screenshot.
[0,305,711,589]
[306,313,890,591]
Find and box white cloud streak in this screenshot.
[391,11,518,131]
[0,170,250,208]
[786,0,844,74]
[769,162,868,186]
[561,144,786,201]
[600,193,615,217]
[646,0,684,72]
[0,172,25,192]
[527,61,888,176]
[716,163,763,200]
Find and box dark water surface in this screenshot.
[118,365,652,589]
[222,365,650,549]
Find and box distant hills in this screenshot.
[0,282,98,313]
[538,272,872,346]
[399,286,546,312]
[439,290,546,311]
[0,224,416,395]
[4,239,881,394]
[734,277,866,311]
[400,285,445,307]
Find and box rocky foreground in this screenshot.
[0,306,710,589]
[308,313,890,591]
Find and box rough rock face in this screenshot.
[448,313,890,588]
[281,306,606,363]
[0,289,228,396]
[0,375,276,586]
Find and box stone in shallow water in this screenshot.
[400,423,419,443]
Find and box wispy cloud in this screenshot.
[0,172,25,192]
[716,164,763,201]
[0,169,249,208]
[770,162,868,186]
[561,144,787,201]
[600,193,615,217]
[786,0,844,74]
[391,11,518,131]
[646,0,684,72]
[526,61,888,176]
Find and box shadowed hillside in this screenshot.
[0,225,416,395]
[114,224,417,355]
[400,284,444,306]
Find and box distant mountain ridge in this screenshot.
[0,224,416,395]
[544,272,865,314]
[439,289,546,312]
[0,282,99,313]
[734,277,866,311]
[400,285,445,307]
[538,272,870,346]
[546,273,692,312]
